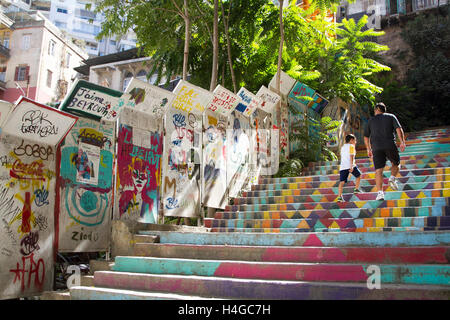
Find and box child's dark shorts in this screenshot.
[339,167,361,183]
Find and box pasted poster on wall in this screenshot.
[58,117,116,252]
[60,80,123,121]
[115,107,163,223]
[0,97,76,299]
[202,85,238,209]
[162,81,213,218]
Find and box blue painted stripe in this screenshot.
[140,230,450,247]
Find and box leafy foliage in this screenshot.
[399,6,450,128]
[276,112,340,177]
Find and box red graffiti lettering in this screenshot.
[9,252,45,292]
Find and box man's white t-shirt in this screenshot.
[339,143,356,171]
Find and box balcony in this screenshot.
[0,43,9,58]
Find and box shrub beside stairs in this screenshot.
[69,128,450,300]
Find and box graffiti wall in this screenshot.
[227,110,252,198]
[256,86,281,175]
[268,72,296,161]
[60,79,123,121]
[113,78,174,223]
[202,85,238,209]
[162,81,213,218]
[0,97,76,299]
[115,107,163,223]
[58,117,115,252]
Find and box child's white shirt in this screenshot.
[339,143,356,171]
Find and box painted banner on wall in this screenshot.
[58,117,115,252]
[0,97,76,299]
[202,85,239,209]
[122,77,176,120]
[115,107,163,223]
[162,81,213,218]
[60,80,123,121]
[114,78,173,223]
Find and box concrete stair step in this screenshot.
[227,197,450,213]
[209,226,450,233]
[69,286,220,300]
[205,216,450,230]
[112,256,450,285]
[81,275,94,286]
[89,260,115,275]
[91,271,450,300]
[303,163,450,176]
[131,243,450,264]
[133,234,160,243]
[252,174,450,191]
[245,181,450,198]
[216,206,449,220]
[139,230,450,247]
[259,167,450,184]
[232,189,450,206]
[39,290,71,300]
[307,152,450,167]
[306,158,450,172]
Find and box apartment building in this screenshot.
[0,10,87,103]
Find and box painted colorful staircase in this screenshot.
[69,127,450,300]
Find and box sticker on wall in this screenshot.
[60,79,123,121]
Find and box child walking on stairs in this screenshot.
[337,134,362,202]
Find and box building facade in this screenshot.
[0,10,87,103]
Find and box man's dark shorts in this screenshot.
[372,148,400,170]
[339,167,361,183]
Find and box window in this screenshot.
[123,72,133,91]
[22,34,31,50]
[110,40,116,45]
[2,32,10,48]
[48,40,56,56]
[136,70,147,82]
[14,66,29,82]
[55,21,67,29]
[57,7,68,14]
[0,66,6,82]
[46,70,52,88]
[66,52,71,67]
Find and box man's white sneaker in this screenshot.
[376,191,385,201]
[388,177,399,191]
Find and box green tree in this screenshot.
[400,7,450,128]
